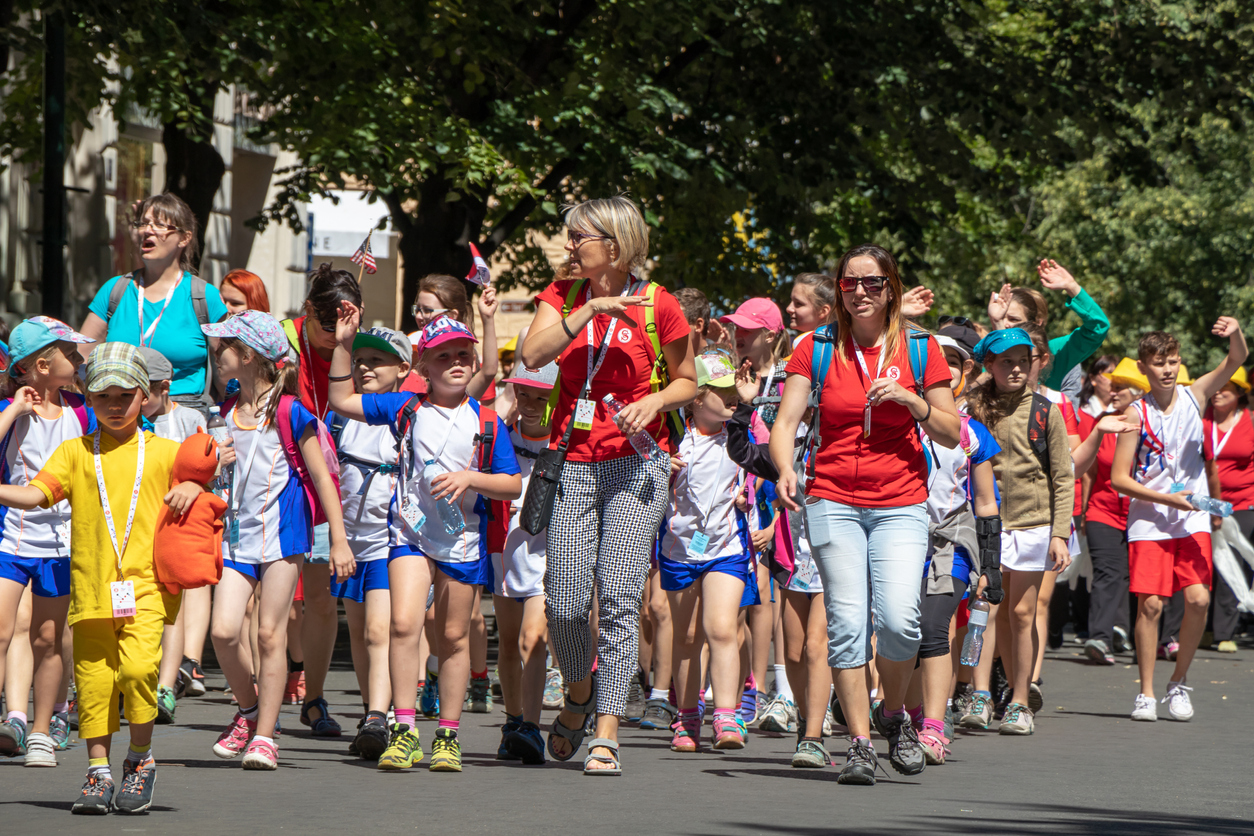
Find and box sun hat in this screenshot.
[971,328,1034,365]
[718,298,785,333]
[201,310,293,366]
[415,316,478,354]
[502,361,559,390]
[137,347,173,382]
[695,351,737,388]
[353,327,411,363]
[934,334,969,362]
[938,323,980,360]
[1107,357,1150,392]
[8,316,93,375]
[87,342,150,396]
[1228,366,1251,392]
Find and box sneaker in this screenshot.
[1158,638,1179,661]
[490,668,503,698]
[503,721,547,765]
[1112,625,1130,653]
[1028,679,1044,714]
[420,676,441,718]
[23,731,56,767]
[180,658,207,697]
[1217,640,1239,653]
[998,703,1035,735]
[735,716,748,744]
[155,686,177,724]
[759,694,794,733]
[952,682,974,719]
[639,698,677,731]
[669,718,700,753]
[465,677,493,713]
[115,758,157,813]
[791,738,830,768]
[739,688,758,726]
[542,668,564,710]
[377,723,424,770]
[0,716,27,756]
[822,706,836,737]
[497,718,521,760]
[49,711,72,751]
[1085,638,1116,665]
[282,671,306,705]
[1163,681,1194,721]
[959,692,993,729]
[872,703,925,775]
[712,715,744,750]
[354,714,390,761]
[1131,693,1158,721]
[71,771,115,815]
[212,712,257,759]
[241,738,279,770]
[429,727,462,772]
[836,737,879,786]
[348,719,362,757]
[918,729,950,764]
[624,672,646,722]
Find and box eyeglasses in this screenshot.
[837,275,889,294]
[412,304,450,320]
[939,315,973,328]
[567,230,613,247]
[130,220,182,234]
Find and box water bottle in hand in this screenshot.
[422,459,465,535]
[960,597,991,667]
[601,395,665,462]
[1188,493,1233,518]
[207,406,231,499]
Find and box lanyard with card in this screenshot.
[402,399,468,530]
[94,429,145,618]
[229,398,274,552]
[573,280,640,430]
[852,338,886,438]
[136,277,179,348]
[687,430,733,558]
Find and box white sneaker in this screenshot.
[822,706,835,737]
[23,731,56,767]
[759,694,792,732]
[1131,693,1158,721]
[1163,681,1194,721]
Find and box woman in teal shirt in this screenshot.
[79,194,228,408]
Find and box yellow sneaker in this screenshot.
[377,724,423,770]
[429,728,462,772]
[1217,640,1238,653]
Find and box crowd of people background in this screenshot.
[0,191,1250,813]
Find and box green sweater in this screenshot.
[1044,289,1109,390]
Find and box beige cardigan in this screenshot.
[986,391,1075,540]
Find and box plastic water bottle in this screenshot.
[1189,494,1233,517]
[960,597,991,667]
[206,406,231,498]
[601,395,666,462]
[421,459,465,535]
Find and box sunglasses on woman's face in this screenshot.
[838,275,888,294]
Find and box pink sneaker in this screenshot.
[242,738,279,770]
[669,718,699,753]
[918,729,950,765]
[213,712,257,759]
[712,715,745,750]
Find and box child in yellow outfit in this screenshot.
[0,343,205,816]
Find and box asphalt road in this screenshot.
[2,633,1252,836]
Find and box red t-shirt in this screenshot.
[535,279,689,462]
[290,316,332,420]
[1042,388,1082,516]
[1079,411,1128,529]
[785,332,950,507]
[1203,411,1254,510]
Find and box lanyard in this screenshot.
[852,337,886,437]
[688,428,734,527]
[135,276,179,348]
[399,398,468,509]
[417,399,469,467]
[584,279,641,387]
[1139,393,1188,482]
[230,393,277,523]
[1212,411,1243,459]
[299,321,325,419]
[93,429,146,577]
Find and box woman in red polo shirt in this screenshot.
[771,243,959,786]
[520,196,696,775]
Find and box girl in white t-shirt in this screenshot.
[329,306,520,774]
[0,316,95,766]
[204,311,351,771]
[657,352,750,753]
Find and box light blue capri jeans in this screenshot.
[806,499,929,669]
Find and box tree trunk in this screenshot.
[162,119,225,271]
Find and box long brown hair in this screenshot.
[832,244,907,368]
[133,193,199,275]
[1009,286,1048,328]
[416,274,473,335]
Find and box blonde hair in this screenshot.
[563,196,650,273]
[221,337,299,426]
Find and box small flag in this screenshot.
[350,233,377,274]
[466,242,490,286]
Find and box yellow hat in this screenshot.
[1107,357,1150,392]
[1228,366,1251,392]
[499,335,518,357]
[1176,363,1193,386]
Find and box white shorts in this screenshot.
[1000,525,1053,572]
[491,528,546,600]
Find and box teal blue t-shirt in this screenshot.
[88,273,229,397]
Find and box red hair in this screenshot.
[222,269,270,313]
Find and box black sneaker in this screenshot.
[836,738,879,785]
[497,717,522,760]
[871,702,926,776]
[639,698,676,731]
[115,758,157,814]
[179,658,207,697]
[624,670,647,723]
[348,718,363,756]
[71,771,115,815]
[354,714,390,761]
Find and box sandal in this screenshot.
[547,683,597,762]
[300,697,342,738]
[582,738,621,776]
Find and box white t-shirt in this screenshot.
[659,426,746,564]
[151,404,207,443]
[333,417,398,562]
[0,400,92,559]
[496,426,548,597]
[1127,385,1210,542]
[923,415,1000,526]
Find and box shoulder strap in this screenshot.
[0,399,13,465]
[281,319,302,356]
[59,390,93,434]
[190,275,210,326]
[107,273,134,320]
[809,324,836,406]
[642,282,662,369]
[327,411,348,450]
[477,404,497,474]
[393,394,425,442]
[544,281,588,426]
[908,330,929,394]
[1028,392,1052,477]
[275,394,300,470]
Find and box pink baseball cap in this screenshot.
[415,316,478,354]
[719,297,784,333]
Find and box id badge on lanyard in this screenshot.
[94,430,145,618]
[575,280,637,432]
[853,340,885,438]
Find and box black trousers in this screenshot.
[1086,521,1130,647]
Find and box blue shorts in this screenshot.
[740,563,761,608]
[223,558,262,582]
[388,544,493,588]
[659,552,752,593]
[306,522,331,565]
[330,559,390,603]
[0,554,70,598]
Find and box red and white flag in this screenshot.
[350,233,377,274]
[466,242,490,286]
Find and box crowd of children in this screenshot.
[0,229,1250,810]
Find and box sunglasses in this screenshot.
[837,275,889,294]
[567,230,614,247]
[939,315,973,328]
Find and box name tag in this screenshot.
[111,580,137,618]
[574,399,595,431]
[229,519,240,549]
[57,520,71,543]
[1169,482,1187,493]
[401,502,425,530]
[688,532,710,557]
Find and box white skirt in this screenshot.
[1000,525,1053,572]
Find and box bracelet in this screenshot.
[329,373,353,382]
[919,401,932,423]
[560,317,576,340]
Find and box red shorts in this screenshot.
[294,575,305,602]
[1128,532,1212,597]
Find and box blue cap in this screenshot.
[9,316,93,375]
[972,327,1034,365]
